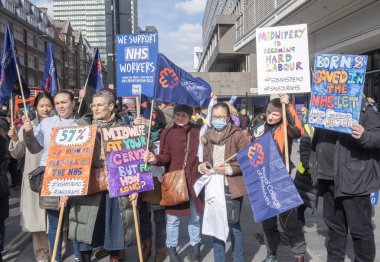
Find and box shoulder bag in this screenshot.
[160,132,190,206]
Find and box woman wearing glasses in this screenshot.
[198,102,249,262]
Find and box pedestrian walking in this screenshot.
[8,93,54,262]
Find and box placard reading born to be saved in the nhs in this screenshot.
[116,33,158,97]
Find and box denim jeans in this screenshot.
[47,210,63,262]
[213,197,244,262]
[166,200,201,247]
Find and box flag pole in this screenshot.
[9,95,13,127]
[136,95,141,118]
[50,203,65,262]
[132,204,143,262]
[282,102,290,172]
[144,99,154,168]
[77,77,89,114]
[14,63,28,119]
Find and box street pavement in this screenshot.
[2,143,380,261]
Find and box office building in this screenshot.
[0,0,92,90]
[196,0,380,114]
[53,0,107,62]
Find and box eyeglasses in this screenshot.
[212,115,228,120]
[90,104,108,109]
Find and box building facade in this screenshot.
[53,0,108,62]
[197,0,380,115]
[105,0,138,89]
[0,0,93,90]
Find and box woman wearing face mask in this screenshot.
[145,104,204,262]
[251,94,306,262]
[198,102,249,262]
[24,90,78,262]
[8,93,54,262]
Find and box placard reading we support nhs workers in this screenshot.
[116,33,158,97]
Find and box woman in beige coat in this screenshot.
[8,93,54,262]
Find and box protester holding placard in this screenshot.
[139,106,167,262]
[251,94,306,262]
[198,102,249,262]
[23,90,78,262]
[309,97,380,262]
[8,93,54,262]
[68,91,137,262]
[145,104,204,262]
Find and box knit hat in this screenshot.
[173,104,193,118]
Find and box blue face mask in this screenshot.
[211,119,227,131]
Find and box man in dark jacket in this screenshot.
[310,98,380,262]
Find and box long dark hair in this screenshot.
[34,93,54,108]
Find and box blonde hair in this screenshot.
[225,102,238,116]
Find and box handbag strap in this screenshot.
[182,132,191,169]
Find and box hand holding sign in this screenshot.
[352,123,364,139]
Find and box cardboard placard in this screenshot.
[308,54,368,134]
[256,24,311,94]
[41,125,97,196]
[116,33,159,97]
[102,125,154,198]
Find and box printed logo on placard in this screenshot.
[247,143,264,167]
[132,84,142,95]
[159,68,179,89]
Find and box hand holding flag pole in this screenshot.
[14,63,28,118]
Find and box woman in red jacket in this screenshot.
[146,104,204,262]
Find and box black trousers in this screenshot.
[319,180,376,262]
[262,208,306,256]
[139,201,166,249]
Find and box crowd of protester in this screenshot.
[0,90,379,262]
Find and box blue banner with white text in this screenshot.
[237,132,303,222]
[116,33,158,97]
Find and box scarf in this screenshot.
[92,113,117,128]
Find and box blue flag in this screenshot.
[154,53,211,107]
[237,132,303,222]
[140,94,161,125]
[0,25,29,103]
[40,42,58,96]
[87,48,104,92]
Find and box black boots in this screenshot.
[167,247,182,262]
[188,243,200,262]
